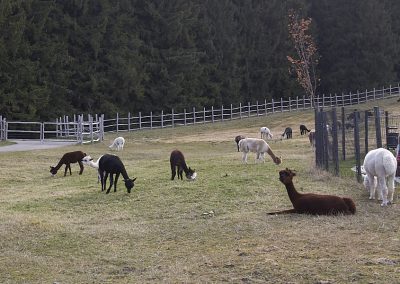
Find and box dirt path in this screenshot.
[0,140,77,153]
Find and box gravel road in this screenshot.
[0,140,78,152]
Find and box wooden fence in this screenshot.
[0,84,399,142]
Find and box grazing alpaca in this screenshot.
[50,151,86,176]
[363,148,397,206]
[268,168,356,215]
[308,130,316,148]
[109,136,125,151]
[235,135,246,152]
[170,150,197,180]
[260,127,273,140]
[281,127,292,139]
[300,124,311,135]
[238,138,282,164]
[98,154,136,194]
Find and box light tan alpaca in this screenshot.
[238,138,281,164]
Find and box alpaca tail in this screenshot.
[343,198,356,214]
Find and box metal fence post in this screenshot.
[374,106,382,148]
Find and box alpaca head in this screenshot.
[124,177,137,193]
[50,166,58,176]
[81,155,93,165]
[279,168,296,184]
[186,167,197,180]
[274,156,282,165]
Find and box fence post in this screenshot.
[212,106,214,123]
[221,105,223,121]
[374,106,382,148]
[230,104,233,120]
[373,88,376,100]
[172,109,174,128]
[264,99,267,115]
[357,90,360,104]
[40,123,44,142]
[239,103,242,119]
[289,97,292,112]
[100,114,105,141]
[354,112,362,183]
[364,110,369,155]
[128,112,131,132]
[89,115,94,143]
[184,109,187,125]
[139,112,142,129]
[272,99,275,113]
[193,107,196,124]
[203,107,206,124]
[281,97,283,113]
[116,113,119,133]
[150,111,153,129]
[161,110,164,128]
[331,108,339,176]
[248,102,251,117]
[341,107,346,160]
[256,101,259,116]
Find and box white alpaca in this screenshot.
[260,127,273,140]
[238,138,281,164]
[82,155,103,182]
[109,137,125,151]
[363,148,397,206]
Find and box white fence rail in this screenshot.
[0,84,399,142]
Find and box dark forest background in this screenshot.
[1,0,399,121]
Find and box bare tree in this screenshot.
[287,10,319,106]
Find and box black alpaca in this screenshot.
[300,124,311,135]
[98,154,136,194]
[170,150,196,180]
[268,168,356,215]
[281,127,292,139]
[235,135,245,151]
[50,151,86,176]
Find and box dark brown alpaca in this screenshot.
[235,135,245,152]
[268,168,356,215]
[170,150,196,180]
[50,151,86,176]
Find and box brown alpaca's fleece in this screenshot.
[268,168,356,215]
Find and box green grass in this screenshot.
[0,98,399,283]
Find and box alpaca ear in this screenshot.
[132,178,137,182]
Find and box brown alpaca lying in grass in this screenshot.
[268,168,356,215]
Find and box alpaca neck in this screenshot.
[284,181,302,205]
[120,166,130,180]
[53,160,65,170]
[89,156,102,169]
[266,148,279,164]
[180,162,190,174]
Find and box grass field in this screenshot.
[0,98,399,283]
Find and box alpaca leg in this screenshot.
[103,173,109,191]
[171,165,176,180]
[114,173,120,192]
[106,174,114,194]
[178,167,183,180]
[377,176,388,206]
[387,175,395,204]
[242,152,248,164]
[367,174,376,200]
[78,161,84,175]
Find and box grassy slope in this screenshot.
[0,97,399,283]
